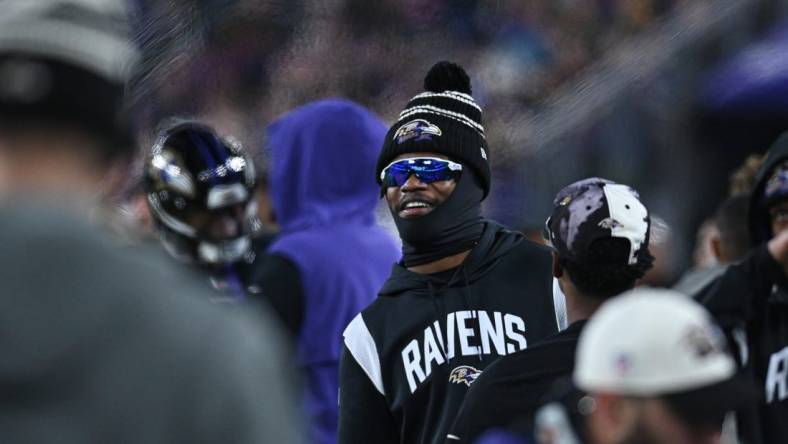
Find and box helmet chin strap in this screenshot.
[197,236,251,264]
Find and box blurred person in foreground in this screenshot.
[446,178,654,443]
[698,132,788,443]
[145,119,274,300]
[637,215,675,287]
[674,154,761,296]
[0,1,300,442]
[708,195,751,266]
[528,289,751,444]
[674,195,750,296]
[255,99,400,444]
[339,61,564,444]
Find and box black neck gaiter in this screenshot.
[392,171,485,267]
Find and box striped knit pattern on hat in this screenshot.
[375,61,491,199]
[0,0,138,83]
[0,0,138,157]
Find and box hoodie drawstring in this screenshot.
[461,268,483,362]
[428,266,482,364]
[428,280,451,364]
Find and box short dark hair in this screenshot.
[559,237,654,300]
[715,195,749,261]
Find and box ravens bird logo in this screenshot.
[449,365,482,387]
[394,119,442,144]
[682,325,725,358]
[598,218,623,230]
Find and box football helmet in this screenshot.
[145,120,257,265]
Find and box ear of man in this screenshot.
[551,251,564,278]
[709,232,723,264]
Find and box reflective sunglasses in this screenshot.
[380,157,463,188]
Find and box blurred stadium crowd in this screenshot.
[128,0,781,283]
[2,0,788,444]
[129,0,685,144]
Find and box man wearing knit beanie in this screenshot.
[339,61,564,444]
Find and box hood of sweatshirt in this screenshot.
[267,98,387,232]
[750,132,788,246]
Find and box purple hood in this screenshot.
[268,99,386,231]
[266,99,400,444]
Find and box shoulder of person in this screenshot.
[490,237,552,277]
[509,236,552,257]
[480,333,574,386]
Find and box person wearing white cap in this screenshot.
[534,288,751,444]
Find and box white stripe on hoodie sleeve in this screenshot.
[553,278,568,331]
[343,313,385,395]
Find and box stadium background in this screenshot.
[127,0,788,285]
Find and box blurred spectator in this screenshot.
[0,0,300,442]
[674,195,750,296]
[675,153,763,295]
[694,218,721,270]
[710,195,751,264]
[255,99,400,444]
[638,214,675,286]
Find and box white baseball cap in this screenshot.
[574,288,735,396]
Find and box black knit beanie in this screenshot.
[375,61,491,199]
[0,0,138,159]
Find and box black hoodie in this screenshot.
[338,221,562,444]
[697,133,788,444]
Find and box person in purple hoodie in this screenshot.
[254,99,401,444]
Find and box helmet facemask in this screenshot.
[145,121,258,267]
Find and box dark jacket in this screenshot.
[0,202,302,444]
[209,234,277,300]
[339,222,563,444]
[445,320,587,443]
[697,133,788,444]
